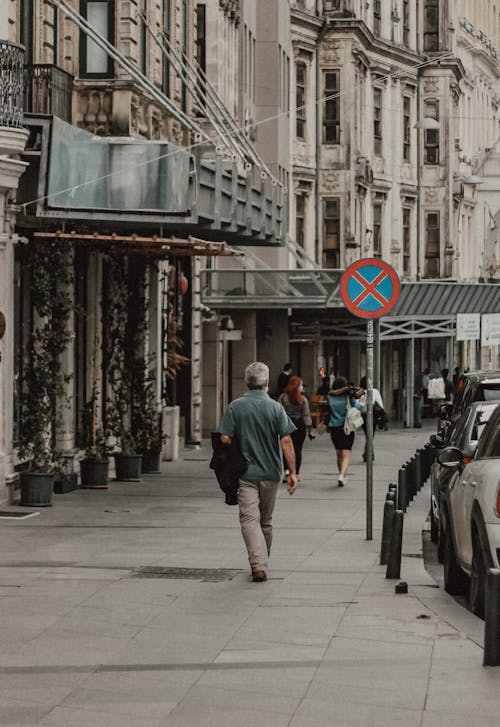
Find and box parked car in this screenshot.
[429,400,499,552]
[438,402,500,618]
[438,369,500,435]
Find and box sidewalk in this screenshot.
[0,423,498,726]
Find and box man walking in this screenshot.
[218,362,298,582]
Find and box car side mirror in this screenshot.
[430,433,444,448]
[439,404,452,420]
[437,446,464,468]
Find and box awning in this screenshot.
[32,231,243,258]
[290,281,500,342]
[389,281,500,317]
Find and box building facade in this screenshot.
[1,0,286,503]
[203,0,500,430]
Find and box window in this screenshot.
[323,198,340,267]
[424,99,439,164]
[476,413,500,459]
[424,0,439,52]
[163,0,171,95]
[323,71,340,143]
[79,1,114,78]
[403,96,411,160]
[196,4,206,113]
[373,88,382,155]
[373,203,382,258]
[296,64,306,139]
[181,0,188,112]
[403,0,410,46]
[403,208,411,274]
[425,212,440,277]
[139,0,147,73]
[296,194,306,248]
[373,0,381,35]
[20,0,34,65]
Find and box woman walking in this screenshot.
[279,376,313,477]
[327,376,363,487]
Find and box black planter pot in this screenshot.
[20,471,54,507]
[80,458,109,489]
[140,450,161,474]
[113,453,142,482]
[54,472,78,494]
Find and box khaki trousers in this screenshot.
[238,478,280,573]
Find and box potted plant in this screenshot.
[103,254,143,481]
[80,394,112,488]
[134,375,163,474]
[17,238,73,506]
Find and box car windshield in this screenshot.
[470,403,499,443]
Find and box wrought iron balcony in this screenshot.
[24,64,73,123]
[0,40,25,127]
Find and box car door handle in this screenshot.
[469,481,477,488]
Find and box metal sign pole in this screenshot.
[366,319,374,540]
[339,257,400,541]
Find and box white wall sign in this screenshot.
[456,313,480,341]
[481,313,500,347]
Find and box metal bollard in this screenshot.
[415,450,423,492]
[380,499,395,565]
[406,458,415,501]
[424,443,433,480]
[484,568,500,666]
[397,467,408,512]
[386,510,404,579]
[386,490,397,505]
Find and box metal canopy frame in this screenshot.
[311,316,457,342]
[33,231,242,258]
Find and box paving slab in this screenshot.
[1,422,499,725]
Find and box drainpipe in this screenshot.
[315,6,330,264]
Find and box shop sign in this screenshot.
[456,313,480,341]
[481,313,500,347]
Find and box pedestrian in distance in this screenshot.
[422,367,430,404]
[442,368,455,402]
[327,376,364,487]
[218,362,298,583]
[358,376,385,462]
[276,362,292,395]
[278,375,314,478]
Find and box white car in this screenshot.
[439,402,500,618]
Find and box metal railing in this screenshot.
[0,40,25,127]
[201,269,343,309]
[24,64,73,123]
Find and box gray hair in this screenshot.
[245,361,269,389]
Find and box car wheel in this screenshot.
[430,503,438,544]
[470,532,486,619]
[443,520,467,595]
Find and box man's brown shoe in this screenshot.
[252,570,267,582]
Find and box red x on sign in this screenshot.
[340,258,400,319]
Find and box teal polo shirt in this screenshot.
[218,390,296,481]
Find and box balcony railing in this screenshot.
[24,64,73,123]
[0,40,25,128]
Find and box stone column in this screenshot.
[0,128,29,503]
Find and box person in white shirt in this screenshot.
[359,376,385,462]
